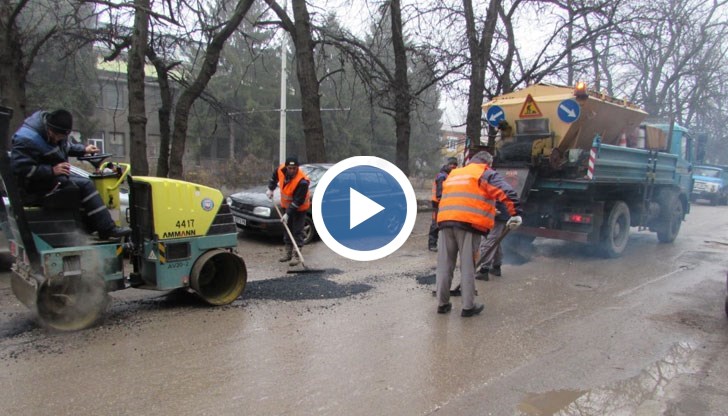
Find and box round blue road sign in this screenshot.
[557,98,581,123]
[486,105,506,127]
[313,156,417,261]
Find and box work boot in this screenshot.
[461,303,485,317]
[491,265,502,277]
[98,226,131,240]
[279,246,293,262]
[289,249,301,266]
[475,267,489,281]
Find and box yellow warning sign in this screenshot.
[519,94,543,118]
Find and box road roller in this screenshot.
[0,106,246,331]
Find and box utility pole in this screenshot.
[278,0,288,164]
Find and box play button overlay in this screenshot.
[313,156,417,261]
[350,188,384,229]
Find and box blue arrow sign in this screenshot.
[486,105,506,128]
[557,99,581,123]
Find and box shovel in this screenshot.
[273,204,324,274]
[474,225,512,272]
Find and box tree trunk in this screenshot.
[0,2,29,149]
[291,0,326,163]
[127,0,150,176]
[464,0,500,149]
[168,0,254,179]
[147,50,175,178]
[390,0,411,175]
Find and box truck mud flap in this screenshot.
[498,167,536,201]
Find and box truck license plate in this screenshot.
[234,217,246,226]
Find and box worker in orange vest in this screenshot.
[435,150,522,317]
[428,157,459,251]
[267,156,311,266]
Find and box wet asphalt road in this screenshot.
[0,205,727,415]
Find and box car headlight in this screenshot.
[226,197,232,206]
[253,206,271,217]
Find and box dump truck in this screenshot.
[0,106,247,330]
[481,83,693,257]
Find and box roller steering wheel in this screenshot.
[78,153,113,170]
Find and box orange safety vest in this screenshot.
[276,164,311,211]
[437,163,496,232]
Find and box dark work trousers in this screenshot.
[478,220,505,270]
[428,202,439,248]
[65,175,115,233]
[283,209,306,248]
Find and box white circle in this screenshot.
[312,156,417,261]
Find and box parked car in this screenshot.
[227,164,332,245]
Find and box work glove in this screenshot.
[506,215,522,230]
[280,213,289,223]
[266,189,274,200]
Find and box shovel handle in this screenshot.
[474,226,511,271]
[273,204,306,265]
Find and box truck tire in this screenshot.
[656,190,683,243]
[600,201,630,258]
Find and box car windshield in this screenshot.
[301,165,328,186]
[694,167,721,178]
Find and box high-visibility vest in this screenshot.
[437,163,496,232]
[277,164,311,211]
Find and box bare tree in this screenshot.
[618,0,728,118]
[463,0,500,149]
[127,0,149,175]
[167,0,256,178]
[0,1,93,146]
[262,0,327,163]
[146,46,179,178]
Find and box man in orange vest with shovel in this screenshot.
[435,150,522,317]
[267,156,311,266]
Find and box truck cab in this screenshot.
[691,165,727,205]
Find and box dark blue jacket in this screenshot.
[482,169,521,221]
[11,111,86,194]
[433,164,452,203]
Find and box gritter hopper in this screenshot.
[483,84,649,161]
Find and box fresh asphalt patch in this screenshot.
[242,269,375,301]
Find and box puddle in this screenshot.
[516,341,697,415]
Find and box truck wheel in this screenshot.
[600,201,630,258]
[656,190,683,243]
[36,274,109,331]
[190,249,247,305]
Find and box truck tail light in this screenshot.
[563,213,592,224]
